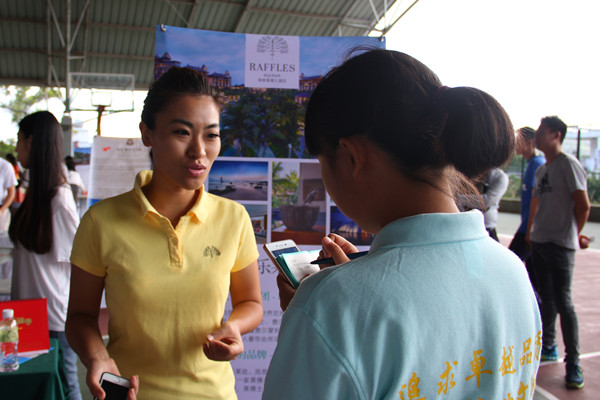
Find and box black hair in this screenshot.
[141,67,225,129]
[10,111,66,254]
[5,153,17,166]
[65,155,76,171]
[518,127,536,141]
[305,49,514,183]
[540,116,567,143]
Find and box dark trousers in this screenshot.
[531,242,579,363]
[486,227,498,242]
[509,232,540,305]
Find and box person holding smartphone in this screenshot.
[66,67,263,400]
[263,49,542,399]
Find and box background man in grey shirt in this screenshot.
[526,115,591,390]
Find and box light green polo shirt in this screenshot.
[71,170,258,399]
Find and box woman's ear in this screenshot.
[338,137,368,179]
[139,122,152,147]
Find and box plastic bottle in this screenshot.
[0,308,19,372]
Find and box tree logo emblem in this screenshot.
[203,246,221,258]
[257,36,289,59]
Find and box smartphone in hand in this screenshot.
[94,372,130,400]
[264,240,320,288]
[264,240,301,286]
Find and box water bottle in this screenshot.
[0,308,19,372]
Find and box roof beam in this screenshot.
[1,48,153,61]
[0,16,155,32]
[186,0,203,28]
[233,0,254,33]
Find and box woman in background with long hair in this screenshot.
[10,111,82,400]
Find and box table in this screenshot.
[0,338,69,400]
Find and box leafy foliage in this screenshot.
[587,174,600,204]
[0,86,61,124]
[220,88,309,158]
[271,161,300,207]
[0,141,16,157]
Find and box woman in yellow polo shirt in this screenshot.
[66,67,263,399]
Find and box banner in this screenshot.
[87,137,151,206]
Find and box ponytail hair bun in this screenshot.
[439,87,514,179]
[305,49,514,180]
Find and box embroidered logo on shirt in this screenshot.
[203,246,221,258]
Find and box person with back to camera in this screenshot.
[10,111,82,400]
[526,116,590,389]
[65,155,86,193]
[262,49,541,400]
[66,67,263,400]
[479,167,509,241]
[509,127,545,302]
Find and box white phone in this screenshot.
[95,372,130,400]
[263,239,301,285]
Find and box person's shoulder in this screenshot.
[0,158,13,171]
[86,190,136,217]
[559,152,586,171]
[531,155,545,166]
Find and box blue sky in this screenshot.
[209,160,268,181]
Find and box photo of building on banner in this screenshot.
[156,26,383,399]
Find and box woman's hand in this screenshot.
[277,273,296,311]
[87,358,139,400]
[203,321,244,361]
[318,233,359,266]
[277,233,362,311]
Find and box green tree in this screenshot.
[0,85,61,124]
[272,162,299,207]
[221,89,307,158]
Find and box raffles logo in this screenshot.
[245,33,299,89]
[203,246,221,258]
[257,36,289,59]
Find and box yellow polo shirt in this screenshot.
[71,171,258,399]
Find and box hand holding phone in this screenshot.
[264,240,320,288]
[263,240,301,286]
[94,372,131,400]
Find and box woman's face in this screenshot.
[15,130,32,169]
[140,95,221,193]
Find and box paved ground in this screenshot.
[76,212,600,400]
[498,213,600,400]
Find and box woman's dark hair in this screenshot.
[305,49,514,182]
[9,111,66,254]
[141,67,225,129]
[65,155,76,171]
[5,153,17,166]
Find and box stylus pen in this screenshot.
[310,250,369,264]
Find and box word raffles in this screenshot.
[398,331,542,400]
